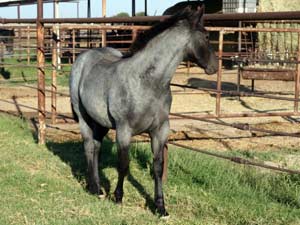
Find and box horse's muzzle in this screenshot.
[205,66,218,75]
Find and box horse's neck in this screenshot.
[131,24,190,88]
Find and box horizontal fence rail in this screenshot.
[1,11,300,167]
[2,11,300,24]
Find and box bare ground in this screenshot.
[1,66,300,156]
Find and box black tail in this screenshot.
[71,103,79,122]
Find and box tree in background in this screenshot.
[135,12,145,16]
[114,12,130,17]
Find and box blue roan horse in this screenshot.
[70,6,218,217]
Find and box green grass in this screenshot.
[0,113,300,225]
[0,58,71,87]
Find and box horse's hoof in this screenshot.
[157,208,169,219]
[87,184,103,196]
[115,197,123,204]
[114,190,123,204]
[160,213,170,220]
[98,192,106,199]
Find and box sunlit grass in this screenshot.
[0,113,300,225]
[0,58,71,87]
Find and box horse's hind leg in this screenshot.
[150,121,170,217]
[114,125,132,203]
[79,118,108,195]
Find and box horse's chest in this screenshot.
[128,104,167,134]
[129,96,170,132]
[109,79,172,132]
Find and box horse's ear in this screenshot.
[192,5,205,28]
[199,5,205,25]
[182,5,193,15]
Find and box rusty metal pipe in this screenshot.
[206,27,300,33]
[170,112,300,119]
[170,83,299,102]
[37,0,46,145]
[170,142,300,175]
[216,31,224,116]
[51,29,58,124]
[2,11,300,24]
[295,33,300,112]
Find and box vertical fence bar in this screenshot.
[51,27,58,124]
[295,32,300,112]
[17,4,21,62]
[27,26,30,65]
[132,0,136,17]
[53,0,61,70]
[87,28,91,49]
[144,0,147,16]
[0,41,3,69]
[72,29,75,62]
[56,26,61,70]
[37,0,46,144]
[216,31,224,116]
[187,61,190,76]
[132,28,137,42]
[101,30,107,47]
[18,29,22,62]
[102,0,107,48]
[238,21,242,52]
[61,29,65,64]
[237,21,242,97]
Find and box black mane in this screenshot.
[123,9,192,58]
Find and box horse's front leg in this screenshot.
[114,125,132,203]
[150,120,170,217]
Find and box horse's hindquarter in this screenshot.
[79,64,116,128]
[70,47,122,107]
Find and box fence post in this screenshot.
[72,29,75,62]
[0,41,4,71]
[27,26,30,65]
[102,0,107,48]
[186,61,190,76]
[216,30,224,117]
[56,26,61,70]
[18,28,22,62]
[101,29,107,47]
[295,32,300,112]
[37,0,46,144]
[132,28,137,42]
[51,26,58,124]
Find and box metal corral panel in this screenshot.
[0,0,75,7]
[223,0,257,13]
[241,68,296,81]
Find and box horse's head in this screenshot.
[184,6,218,75]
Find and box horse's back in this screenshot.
[69,47,122,119]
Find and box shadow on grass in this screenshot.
[128,172,156,214]
[46,137,156,213]
[46,138,115,195]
